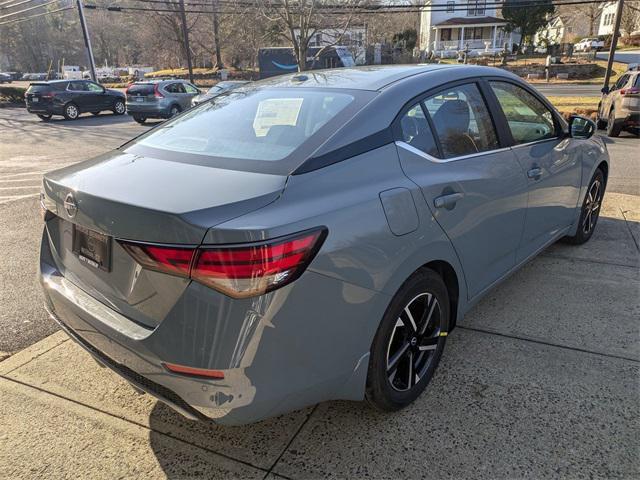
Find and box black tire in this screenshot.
[596,104,607,130]
[366,268,450,412]
[113,99,126,115]
[37,114,52,121]
[606,108,621,137]
[132,115,146,124]
[563,168,605,245]
[168,104,181,118]
[63,102,80,120]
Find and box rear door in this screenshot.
[486,80,581,261]
[395,81,528,299]
[183,82,200,108]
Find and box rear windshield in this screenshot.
[635,75,640,88]
[128,84,155,95]
[135,88,356,162]
[27,84,52,93]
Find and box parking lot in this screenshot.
[0,106,638,478]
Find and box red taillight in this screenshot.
[163,362,224,379]
[620,87,639,95]
[192,230,326,298]
[153,83,164,98]
[119,242,194,277]
[118,228,326,298]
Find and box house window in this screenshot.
[447,1,455,13]
[472,27,484,39]
[467,0,486,16]
[441,28,452,41]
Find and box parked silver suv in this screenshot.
[125,79,201,124]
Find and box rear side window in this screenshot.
[399,104,439,157]
[423,83,499,158]
[68,81,87,91]
[136,88,354,162]
[489,81,556,144]
[128,84,155,96]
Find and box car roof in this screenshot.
[255,64,470,91]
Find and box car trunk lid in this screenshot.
[42,150,287,328]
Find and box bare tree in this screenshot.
[256,0,364,71]
[620,1,640,37]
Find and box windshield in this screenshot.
[135,88,355,162]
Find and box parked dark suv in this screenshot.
[25,80,126,121]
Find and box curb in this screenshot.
[0,331,68,375]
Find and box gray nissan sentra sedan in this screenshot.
[39,65,608,425]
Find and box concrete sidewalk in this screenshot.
[1,193,639,479]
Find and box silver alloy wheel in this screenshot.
[170,106,179,117]
[583,178,602,235]
[386,292,442,392]
[66,104,78,119]
[114,101,125,114]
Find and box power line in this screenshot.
[0,4,71,25]
[82,0,610,16]
[0,0,66,19]
[0,0,43,11]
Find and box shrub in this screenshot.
[0,85,26,104]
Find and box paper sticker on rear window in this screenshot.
[253,98,303,137]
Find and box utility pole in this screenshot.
[602,0,624,92]
[76,0,97,81]
[178,0,194,83]
[212,0,223,68]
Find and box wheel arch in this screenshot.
[422,260,460,331]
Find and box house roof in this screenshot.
[434,16,508,27]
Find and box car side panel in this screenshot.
[205,143,469,320]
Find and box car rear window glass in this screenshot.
[423,83,499,158]
[27,84,51,93]
[135,88,355,162]
[634,75,640,88]
[128,84,155,95]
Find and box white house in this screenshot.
[598,1,640,36]
[598,2,618,35]
[534,15,591,46]
[419,0,515,56]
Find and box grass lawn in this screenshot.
[546,95,600,119]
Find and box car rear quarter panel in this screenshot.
[206,143,468,324]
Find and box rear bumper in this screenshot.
[40,228,388,425]
[126,103,169,118]
[26,104,63,115]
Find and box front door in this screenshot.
[487,80,582,261]
[395,82,528,299]
[86,81,111,109]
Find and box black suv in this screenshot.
[25,80,126,121]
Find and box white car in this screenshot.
[574,38,604,52]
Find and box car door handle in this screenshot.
[527,167,542,179]
[434,192,464,209]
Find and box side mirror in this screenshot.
[569,115,596,139]
[601,86,610,94]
